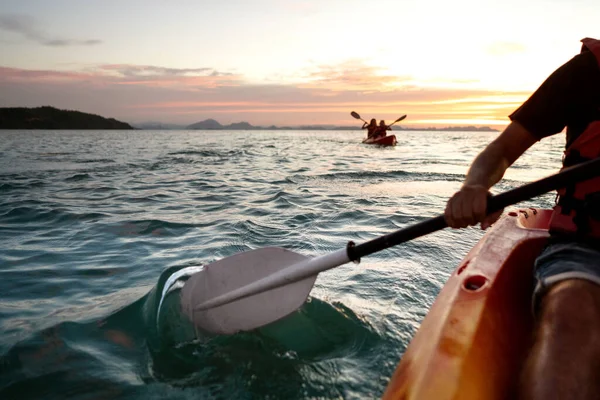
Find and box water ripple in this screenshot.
[0,129,564,399]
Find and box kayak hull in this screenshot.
[383,208,552,400]
[362,134,397,146]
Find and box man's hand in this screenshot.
[443,122,538,230]
[444,184,503,229]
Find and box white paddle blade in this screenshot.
[180,247,316,335]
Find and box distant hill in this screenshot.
[133,121,187,130]
[0,106,133,130]
[186,119,224,130]
[184,118,498,132]
[0,109,499,132]
[227,121,255,130]
[186,119,261,130]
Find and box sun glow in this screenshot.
[0,0,596,126]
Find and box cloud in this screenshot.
[300,60,411,90]
[0,62,530,126]
[43,38,103,47]
[0,14,102,47]
[0,64,242,89]
[98,65,215,77]
[85,65,240,88]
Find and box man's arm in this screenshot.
[464,121,538,187]
[443,49,599,230]
[444,121,538,229]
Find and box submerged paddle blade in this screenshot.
[351,111,361,120]
[180,247,317,335]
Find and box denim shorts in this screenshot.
[533,239,600,312]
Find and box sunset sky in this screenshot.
[0,0,598,127]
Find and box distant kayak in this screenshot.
[362,134,397,147]
[383,208,551,400]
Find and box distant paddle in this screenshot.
[388,115,407,127]
[351,111,407,127]
[187,157,600,335]
[350,111,367,123]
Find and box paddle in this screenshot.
[351,111,367,123]
[388,115,407,127]
[186,157,600,335]
[351,111,407,127]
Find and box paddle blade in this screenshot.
[387,115,407,127]
[180,247,316,335]
[351,111,362,120]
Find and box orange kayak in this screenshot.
[363,134,397,147]
[383,208,551,400]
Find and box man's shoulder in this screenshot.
[569,50,600,77]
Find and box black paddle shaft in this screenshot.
[347,157,600,261]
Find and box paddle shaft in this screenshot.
[347,157,600,261]
[196,157,600,311]
[387,115,407,127]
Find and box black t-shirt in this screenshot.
[509,49,600,148]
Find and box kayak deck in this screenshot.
[383,208,551,400]
[363,135,397,146]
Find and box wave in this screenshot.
[167,150,220,156]
[109,219,200,236]
[0,181,46,191]
[0,206,108,224]
[65,173,92,182]
[0,263,379,399]
[74,158,115,164]
[167,149,248,158]
[291,169,465,183]
[36,152,75,156]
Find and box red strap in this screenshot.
[566,121,600,155]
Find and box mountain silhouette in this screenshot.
[186,119,223,130]
[0,106,133,129]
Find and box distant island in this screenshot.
[0,107,498,132]
[181,119,499,132]
[0,106,134,130]
[132,122,188,130]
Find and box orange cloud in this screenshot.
[0,65,242,89]
[0,62,530,127]
[298,60,410,91]
[0,67,101,82]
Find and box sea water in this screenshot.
[0,129,563,399]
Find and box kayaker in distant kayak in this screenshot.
[444,37,600,400]
[362,118,378,138]
[374,120,391,138]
